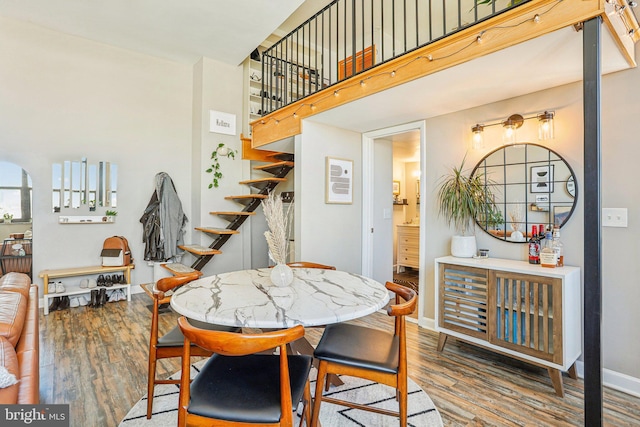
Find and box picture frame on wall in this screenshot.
[393,181,401,195]
[326,157,353,204]
[530,165,554,193]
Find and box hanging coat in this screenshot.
[140,172,187,261]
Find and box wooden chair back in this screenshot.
[287,261,336,270]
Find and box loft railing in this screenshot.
[259,0,530,116]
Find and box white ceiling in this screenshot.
[0,0,310,65]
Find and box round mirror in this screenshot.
[471,143,578,243]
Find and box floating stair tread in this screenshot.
[210,211,256,216]
[195,227,240,235]
[253,161,294,171]
[239,178,287,185]
[179,245,222,256]
[161,263,202,276]
[225,194,268,200]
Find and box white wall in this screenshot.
[295,120,362,272]
[190,57,248,277]
[0,17,193,289]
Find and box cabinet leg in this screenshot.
[548,368,564,397]
[567,363,578,380]
[437,333,448,352]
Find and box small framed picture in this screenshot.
[393,181,401,195]
[326,157,353,204]
[530,165,554,193]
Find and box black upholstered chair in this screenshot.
[146,272,239,419]
[177,317,313,427]
[310,281,417,427]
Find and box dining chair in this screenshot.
[177,318,313,427]
[310,281,417,427]
[287,261,336,270]
[146,272,239,419]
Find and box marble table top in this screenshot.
[170,268,390,328]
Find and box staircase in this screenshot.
[162,136,293,275]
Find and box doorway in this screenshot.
[362,120,426,322]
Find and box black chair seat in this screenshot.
[157,319,238,347]
[188,354,313,424]
[314,323,399,374]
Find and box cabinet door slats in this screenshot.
[439,264,488,340]
[489,271,562,364]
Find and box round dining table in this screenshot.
[170,267,390,329]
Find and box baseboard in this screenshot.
[574,361,640,398]
[418,316,436,331]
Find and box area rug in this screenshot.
[393,278,419,294]
[119,360,443,427]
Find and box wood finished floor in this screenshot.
[39,293,640,426]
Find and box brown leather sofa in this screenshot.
[0,272,39,404]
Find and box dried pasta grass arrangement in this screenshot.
[262,192,294,286]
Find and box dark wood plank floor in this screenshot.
[39,294,640,426]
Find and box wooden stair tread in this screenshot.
[225,194,268,200]
[253,161,294,170]
[239,178,287,184]
[161,263,202,276]
[195,227,240,235]
[210,211,256,216]
[179,245,222,256]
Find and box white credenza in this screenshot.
[434,256,581,396]
[396,225,419,273]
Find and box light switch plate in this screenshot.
[602,208,628,227]
[382,208,391,219]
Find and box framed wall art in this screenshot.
[530,165,554,193]
[326,157,353,204]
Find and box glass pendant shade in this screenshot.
[472,124,484,149]
[537,111,555,140]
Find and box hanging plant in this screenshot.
[206,143,238,189]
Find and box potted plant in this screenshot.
[206,143,238,189]
[3,213,13,224]
[105,210,117,223]
[436,155,497,257]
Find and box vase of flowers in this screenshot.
[262,192,294,287]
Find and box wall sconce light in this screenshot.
[471,110,555,148]
[472,124,484,149]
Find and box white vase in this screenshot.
[270,263,294,287]
[451,235,477,258]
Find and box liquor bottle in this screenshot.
[540,230,557,268]
[528,225,540,264]
[538,224,546,246]
[552,226,564,267]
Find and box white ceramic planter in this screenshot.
[451,235,477,258]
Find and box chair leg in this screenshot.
[311,362,328,427]
[399,376,408,427]
[299,380,312,427]
[146,348,157,419]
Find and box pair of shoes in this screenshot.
[80,279,88,288]
[48,281,56,294]
[90,289,108,307]
[48,296,61,311]
[108,289,127,302]
[58,296,70,310]
[77,296,89,306]
[97,274,105,287]
[87,278,97,288]
[70,296,80,308]
[55,281,65,293]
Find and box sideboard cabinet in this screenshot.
[434,256,581,396]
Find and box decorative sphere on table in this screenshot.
[270,263,294,287]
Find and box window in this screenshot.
[0,162,32,222]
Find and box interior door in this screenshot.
[371,138,394,284]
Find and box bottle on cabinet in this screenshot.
[552,226,564,267]
[540,230,557,268]
[528,225,540,264]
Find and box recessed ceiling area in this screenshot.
[308,25,630,134]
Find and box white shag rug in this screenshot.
[120,360,443,427]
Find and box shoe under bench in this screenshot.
[39,264,135,315]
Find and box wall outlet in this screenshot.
[602,208,628,227]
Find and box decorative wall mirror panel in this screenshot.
[471,143,577,243]
[52,158,117,212]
